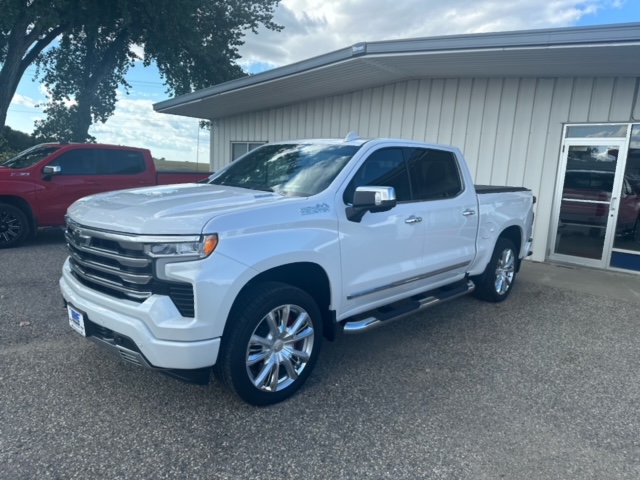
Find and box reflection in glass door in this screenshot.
[550,141,627,268]
[611,125,640,272]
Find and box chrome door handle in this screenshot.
[462,209,476,217]
[405,216,422,224]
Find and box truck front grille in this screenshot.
[65,222,195,317]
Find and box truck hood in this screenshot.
[67,183,296,234]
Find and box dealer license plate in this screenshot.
[68,305,86,336]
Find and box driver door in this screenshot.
[338,147,426,318]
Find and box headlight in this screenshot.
[144,234,218,259]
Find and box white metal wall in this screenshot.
[210,77,640,262]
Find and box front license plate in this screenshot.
[67,305,86,336]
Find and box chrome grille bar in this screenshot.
[69,261,152,300]
[68,250,152,285]
[64,231,150,268]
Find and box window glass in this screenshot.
[47,149,98,175]
[99,149,145,174]
[232,143,248,161]
[1,146,60,169]
[343,148,411,204]
[212,143,360,197]
[566,125,628,138]
[231,142,267,161]
[407,148,463,200]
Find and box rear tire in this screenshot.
[214,282,323,406]
[0,203,29,249]
[472,238,518,302]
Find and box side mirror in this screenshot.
[43,165,62,177]
[346,186,397,222]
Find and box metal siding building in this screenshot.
[155,24,640,272]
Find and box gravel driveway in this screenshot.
[1,229,640,479]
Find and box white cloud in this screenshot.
[89,91,209,165]
[12,93,38,108]
[130,44,145,61]
[238,0,616,67]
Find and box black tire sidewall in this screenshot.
[475,238,518,302]
[221,283,323,406]
[0,203,29,248]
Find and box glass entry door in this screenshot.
[550,140,628,268]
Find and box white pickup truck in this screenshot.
[60,135,534,405]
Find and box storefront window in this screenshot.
[566,125,628,138]
[611,125,640,265]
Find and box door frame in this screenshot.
[548,127,631,269]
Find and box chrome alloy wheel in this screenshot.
[0,210,22,244]
[494,248,516,295]
[246,304,315,393]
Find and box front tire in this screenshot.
[0,203,29,249]
[214,282,323,406]
[472,238,518,302]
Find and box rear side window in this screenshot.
[343,148,411,204]
[47,149,98,175]
[99,149,146,175]
[407,148,463,200]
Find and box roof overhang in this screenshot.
[154,23,640,120]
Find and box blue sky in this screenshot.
[6,0,640,163]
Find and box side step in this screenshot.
[342,280,475,334]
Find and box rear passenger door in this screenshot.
[406,147,478,281]
[96,148,153,190]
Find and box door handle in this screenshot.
[405,216,422,224]
[462,209,476,217]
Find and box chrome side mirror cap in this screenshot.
[346,186,397,222]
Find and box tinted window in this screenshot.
[99,149,145,174]
[47,149,98,175]
[407,148,462,200]
[343,148,411,203]
[564,171,614,192]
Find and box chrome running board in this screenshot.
[342,280,475,334]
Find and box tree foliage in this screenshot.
[0,126,42,162]
[0,0,84,133]
[31,0,282,142]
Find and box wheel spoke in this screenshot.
[286,312,308,338]
[279,305,290,332]
[285,347,310,363]
[281,353,298,380]
[250,334,272,348]
[252,356,276,389]
[268,358,280,391]
[247,350,270,366]
[265,312,279,336]
[287,326,313,344]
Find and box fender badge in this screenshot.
[301,203,330,216]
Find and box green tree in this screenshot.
[33,0,281,142]
[0,0,82,133]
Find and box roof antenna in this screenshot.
[344,131,360,142]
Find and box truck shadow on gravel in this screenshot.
[24,228,66,247]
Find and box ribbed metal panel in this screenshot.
[211,76,640,261]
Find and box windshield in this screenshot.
[0,145,60,169]
[209,143,361,196]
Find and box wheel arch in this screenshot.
[231,262,337,341]
[498,225,522,257]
